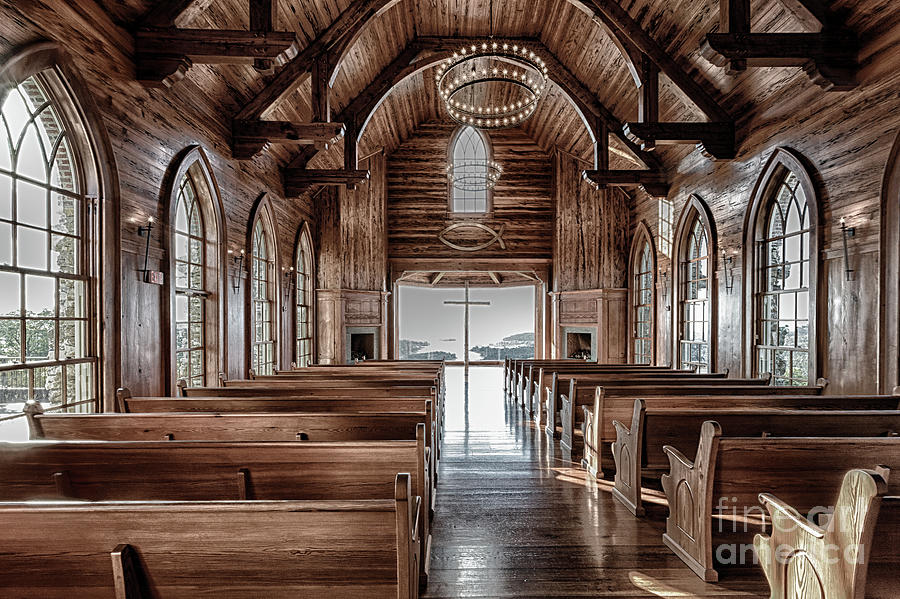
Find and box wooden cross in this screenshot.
[443,281,490,374]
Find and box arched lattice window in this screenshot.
[173,174,206,386]
[0,68,98,414]
[746,149,819,386]
[449,126,490,213]
[294,225,314,367]
[632,241,653,364]
[681,218,711,372]
[250,214,276,375]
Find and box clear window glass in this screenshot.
[633,242,653,364]
[0,72,97,420]
[295,229,313,367]
[251,219,275,375]
[173,175,207,387]
[450,126,489,213]
[679,218,710,373]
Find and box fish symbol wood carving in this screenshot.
[438,222,507,252]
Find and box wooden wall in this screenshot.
[629,20,900,394]
[0,0,316,402]
[387,122,553,260]
[553,151,630,292]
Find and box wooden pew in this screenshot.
[660,425,900,582]
[531,369,733,425]
[754,468,899,599]
[611,398,900,515]
[0,473,420,598]
[0,434,432,584]
[555,378,789,450]
[582,388,894,480]
[112,391,440,489]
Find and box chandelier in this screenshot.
[447,159,503,191]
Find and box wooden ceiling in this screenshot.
[96,0,897,168]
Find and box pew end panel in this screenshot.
[543,373,559,438]
[660,420,723,583]
[754,468,895,599]
[580,388,605,479]
[559,379,578,450]
[611,399,646,516]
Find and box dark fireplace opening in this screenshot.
[566,332,594,360]
[350,333,376,362]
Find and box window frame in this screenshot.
[446,125,495,218]
[246,193,279,376]
[627,221,657,365]
[743,147,821,384]
[0,43,117,420]
[293,221,315,367]
[881,132,900,393]
[671,195,718,373]
[165,146,226,392]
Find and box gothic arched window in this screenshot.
[449,126,491,214]
[294,224,314,367]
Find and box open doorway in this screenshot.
[397,284,536,363]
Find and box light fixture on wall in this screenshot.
[228,248,245,293]
[136,216,155,283]
[434,0,548,130]
[659,268,670,311]
[721,247,739,294]
[840,217,856,281]
[282,266,295,309]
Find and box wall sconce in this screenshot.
[282,266,295,309]
[228,249,245,293]
[840,217,856,281]
[137,216,155,283]
[721,247,739,294]
[659,269,670,311]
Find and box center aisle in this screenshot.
[422,366,767,599]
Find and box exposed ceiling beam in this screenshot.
[235,0,396,121]
[583,0,732,123]
[232,120,346,160]
[139,0,215,27]
[430,272,446,286]
[623,121,735,160]
[283,168,369,196]
[582,169,670,198]
[488,272,501,286]
[135,28,298,88]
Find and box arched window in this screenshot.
[294,224,314,367]
[0,59,100,416]
[629,223,656,365]
[449,126,491,214]
[673,196,717,373]
[249,199,277,375]
[168,147,224,390]
[745,148,819,386]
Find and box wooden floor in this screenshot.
[423,366,768,598]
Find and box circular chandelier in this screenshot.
[447,159,503,192]
[436,41,549,130]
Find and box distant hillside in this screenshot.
[472,331,534,360]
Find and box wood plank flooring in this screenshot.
[423,366,768,598]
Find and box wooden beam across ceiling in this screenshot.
[232,120,346,160]
[135,0,298,88]
[623,121,736,161]
[283,168,369,196]
[582,169,671,198]
[700,0,857,91]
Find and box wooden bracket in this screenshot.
[283,168,370,195]
[135,28,298,88]
[700,0,857,90]
[582,169,670,198]
[110,544,148,599]
[623,121,736,160]
[700,32,857,90]
[231,120,346,159]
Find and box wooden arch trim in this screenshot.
[880,131,900,392]
[0,40,122,409]
[162,145,229,392]
[244,192,281,374]
[236,0,729,125]
[741,147,822,382]
[291,220,317,365]
[671,194,719,372]
[627,221,658,364]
